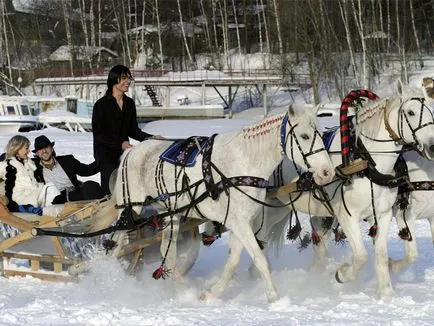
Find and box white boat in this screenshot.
[24,95,93,132]
[0,96,39,133]
[26,95,93,118]
[37,110,92,132]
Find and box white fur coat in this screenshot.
[0,157,45,207]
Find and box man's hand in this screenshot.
[121,141,133,150]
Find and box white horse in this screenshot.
[112,104,335,303]
[258,83,434,296]
[388,151,434,272]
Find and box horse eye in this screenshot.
[301,134,309,140]
[408,110,415,116]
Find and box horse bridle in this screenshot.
[397,97,434,148]
[361,97,433,150]
[279,112,326,174]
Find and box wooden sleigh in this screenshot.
[0,197,117,281]
[0,195,203,281]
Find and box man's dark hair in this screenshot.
[105,65,132,96]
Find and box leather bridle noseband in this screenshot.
[280,112,326,175]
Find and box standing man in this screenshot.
[33,135,104,203]
[92,65,154,195]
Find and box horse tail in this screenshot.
[265,204,291,258]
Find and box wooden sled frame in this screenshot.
[0,197,204,281]
[0,199,108,281]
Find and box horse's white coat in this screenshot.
[112,105,335,302]
[262,85,434,297]
[389,151,434,272]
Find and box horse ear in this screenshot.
[397,78,404,97]
[312,104,321,116]
[288,104,295,116]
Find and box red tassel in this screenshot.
[202,235,217,246]
[150,216,162,231]
[398,227,411,241]
[152,265,169,280]
[312,231,321,245]
[334,229,347,242]
[368,224,378,238]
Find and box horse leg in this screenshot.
[334,214,368,284]
[232,222,278,303]
[160,216,184,285]
[389,214,418,273]
[249,206,289,279]
[374,212,395,296]
[199,232,244,301]
[202,222,279,303]
[429,215,434,245]
[175,226,201,276]
[310,216,333,270]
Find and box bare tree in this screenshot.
[218,0,229,68]
[155,0,164,71]
[177,0,193,69]
[121,1,132,66]
[211,0,219,53]
[1,0,12,81]
[199,0,212,53]
[395,0,408,83]
[61,0,74,76]
[259,0,271,68]
[256,0,265,69]
[351,0,368,88]
[386,0,391,53]
[231,0,243,68]
[409,0,423,68]
[272,0,283,58]
[339,0,360,85]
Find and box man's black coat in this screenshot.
[33,155,99,189]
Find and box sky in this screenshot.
[0,56,434,325]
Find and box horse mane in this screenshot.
[240,104,318,141]
[355,84,425,139]
[355,98,387,140]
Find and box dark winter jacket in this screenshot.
[33,155,99,190]
[92,94,152,164]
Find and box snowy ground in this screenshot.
[0,114,434,325]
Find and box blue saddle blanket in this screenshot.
[322,126,339,151]
[160,136,209,167]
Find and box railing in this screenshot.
[34,67,285,79]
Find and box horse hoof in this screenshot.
[335,270,343,284]
[199,291,211,302]
[268,293,279,303]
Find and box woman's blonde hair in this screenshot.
[5,135,30,159]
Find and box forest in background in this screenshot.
[1,0,433,101]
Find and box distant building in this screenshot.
[49,45,118,66]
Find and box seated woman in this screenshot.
[0,135,60,215]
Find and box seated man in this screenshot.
[32,135,104,204]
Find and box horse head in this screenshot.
[395,80,434,160]
[283,103,335,185]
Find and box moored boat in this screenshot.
[0,96,39,133]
